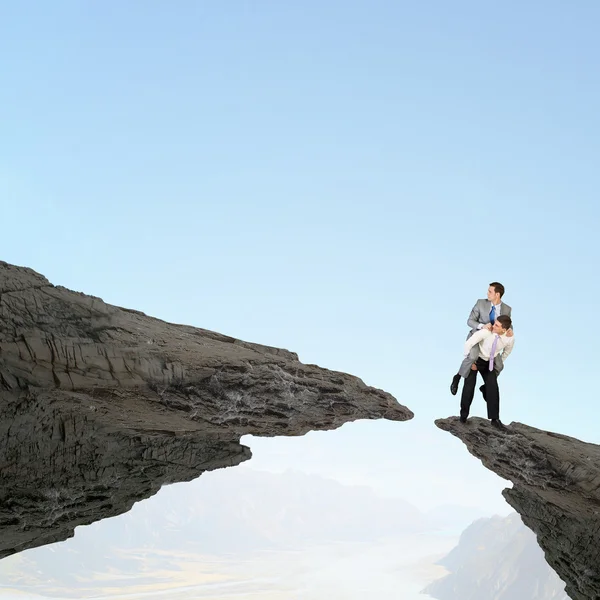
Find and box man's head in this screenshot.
[493,314,512,334]
[487,282,505,304]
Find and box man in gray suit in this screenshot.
[450,282,513,396]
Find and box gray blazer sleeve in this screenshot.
[467,301,483,331]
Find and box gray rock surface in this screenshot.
[0,261,412,559]
[435,416,600,600]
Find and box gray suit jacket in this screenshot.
[458,299,513,378]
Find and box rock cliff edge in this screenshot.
[0,261,412,559]
[436,416,600,600]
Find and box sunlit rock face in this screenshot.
[0,261,412,559]
[436,417,600,600]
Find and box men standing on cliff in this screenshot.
[450,282,513,396]
[460,314,514,429]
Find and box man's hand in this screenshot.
[471,363,478,371]
[485,323,493,331]
[506,328,514,338]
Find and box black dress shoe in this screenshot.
[491,419,506,430]
[480,385,487,401]
[450,374,461,396]
[459,416,468,423]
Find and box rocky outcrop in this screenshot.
[435,417,600,600]
[0,261,412,559]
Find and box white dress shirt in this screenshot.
[477,302,502,330]
[464,329,514,361]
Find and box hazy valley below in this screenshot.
[0,467,568,600]
[0,468,459,599]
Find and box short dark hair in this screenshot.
[496,315,512,330]
[489,282,505,298]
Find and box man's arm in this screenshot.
[464,329,488,356]
[502,337,515,361]
[505,305,514,336]
[467,301,484,330]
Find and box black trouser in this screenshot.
[460,357,500,420]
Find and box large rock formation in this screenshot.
[435,417,600,600]
[0,261,412,560]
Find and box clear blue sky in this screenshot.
[2,2,600,511]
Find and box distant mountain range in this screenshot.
[0,468,435,595]
[424,513,568,600]
[82,467,430,551]
[1,469,566,600]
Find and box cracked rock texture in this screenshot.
[0,261,412,559]
[436,416,600,600]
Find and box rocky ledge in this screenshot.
[0,261,412,559]
[435,416,600,600]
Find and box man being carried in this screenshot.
[459,314,514,429]
[450,282,513,396]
